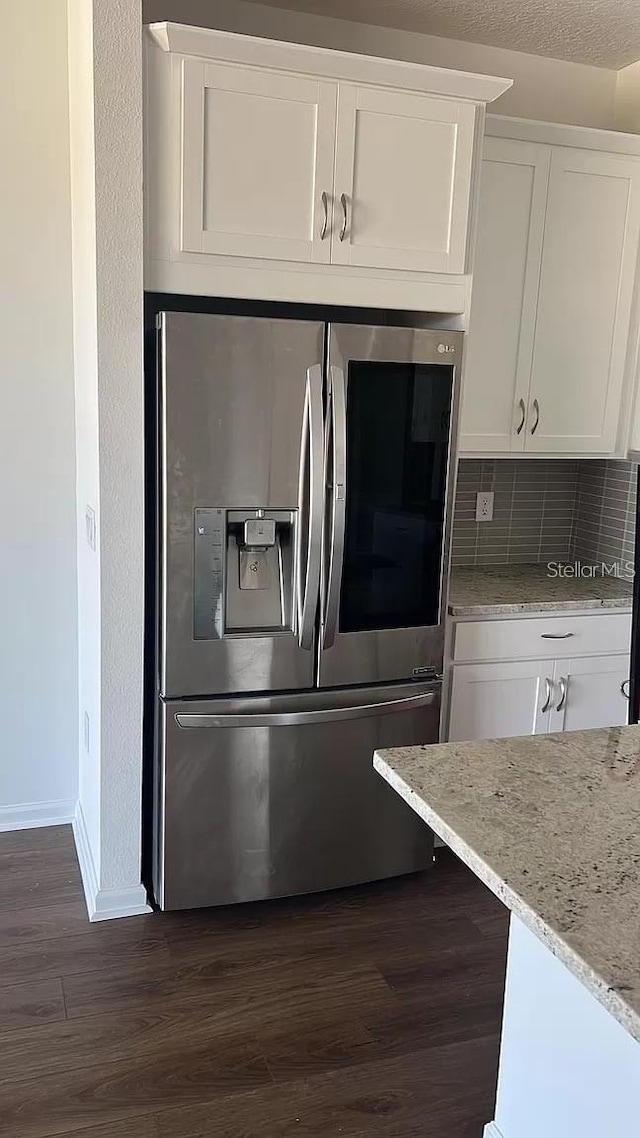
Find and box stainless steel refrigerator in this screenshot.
[151,309,462,910]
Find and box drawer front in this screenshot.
[453,613,631,663]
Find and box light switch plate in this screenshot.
[475,491,494,522]
[85,506,97,551]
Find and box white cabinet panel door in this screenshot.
[460,139,550,454]
[181,60,337,263]
[548,655,630,733]
[448,661,552,743]
[331,85,475,274]
[527,148,640,453]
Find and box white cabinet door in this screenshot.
[181,60,337,263]
[548,655,630,732]
[448,661,553,743]
[526,148,640,454]
[460,139,550,454]
[331,85,475,274]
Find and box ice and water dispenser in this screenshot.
[194,507,296,639]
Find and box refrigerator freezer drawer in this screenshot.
[155,683,438,910]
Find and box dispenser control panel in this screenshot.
[194,508,225,639]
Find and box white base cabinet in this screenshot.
[449,661,551,742]
[547,654,630,733]
[448,613,631,743]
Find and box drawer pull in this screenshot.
[555,676,567,712]
[621,679,630,700]
[540,632,574,639]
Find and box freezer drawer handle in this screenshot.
[175,690,436,729]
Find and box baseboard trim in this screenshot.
[0,799,76,832]
[483,1124,505,1138]
[72,801,151,922]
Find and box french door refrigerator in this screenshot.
[151,309,462,910]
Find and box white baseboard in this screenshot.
[73,801,151,922]
[0,798,76,832]
[483,1124,505,1138]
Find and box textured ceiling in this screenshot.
[243,0,640,69]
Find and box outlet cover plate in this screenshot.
[475,491,494,522]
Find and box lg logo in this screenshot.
[437,343,455,354]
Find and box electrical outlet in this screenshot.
[83,711,90,753]
[475,491,494,522]
[85,506,97,551]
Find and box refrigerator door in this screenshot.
[158,312,324,698]
[319,324,461,688]
[154,682,438,909]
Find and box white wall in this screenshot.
[67,0,148,920]
[0,1,78,828]
[616,61,640,133]
[143,0,619,129]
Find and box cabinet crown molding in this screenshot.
[486,113,640,157]
[146,21,512,104]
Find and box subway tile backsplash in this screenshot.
[573,460,637,570]
[451,458,637,570]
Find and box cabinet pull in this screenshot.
[555,676,567,712]
[339,193,348,241]
[541,632,574,639]
[621,679,630,700]
[541,677,553,713]
[530,398,540,435]
[516,398,526,435]
[320,191,329,240]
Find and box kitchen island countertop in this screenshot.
[448,563,633,617]
[374,724,640,1043]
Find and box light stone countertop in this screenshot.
[374,725,640,1043]
[449,563,634,617]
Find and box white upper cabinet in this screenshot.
[144,23,511,309]
[331,85,475,274]
[460,138,550,453]
[460,120,640,458]
[181,61,337,264]
[527,148,640,454]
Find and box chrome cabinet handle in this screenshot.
[530,398,540,435]
[556,676,567,712]
[320,191,329,240]
[339,193,348,241]
[541,677,553,714]
[541,632,574,639]
[516,398,526,435]
[321,365,347,650]
[621,679,630,700]
[296,364,324,650]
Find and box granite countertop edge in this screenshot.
[448,596,633,617]
[373,750,640,1045]
[447,565,634,618]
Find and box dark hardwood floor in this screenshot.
[0,827,508,1137]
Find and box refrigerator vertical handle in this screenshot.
[296,364,324,650]
[322,364,347,649]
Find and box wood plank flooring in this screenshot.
[0,827,508,1137]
